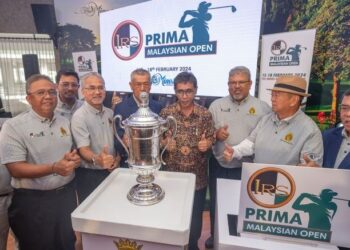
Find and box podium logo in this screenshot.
[112,20,143,61]
[247,167,296,208]
[114,239,143,250]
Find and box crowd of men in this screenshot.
[0,66,349,250]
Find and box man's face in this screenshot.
[82,76,105,108]
[340,95,350,134]
[228,73,252,102]
[175,82,196,109]
[130,74,151,102]
[271,91,296,115]
[26,79,57,118]
[57,75,79,101]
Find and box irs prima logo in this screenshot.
[269,40,307,66]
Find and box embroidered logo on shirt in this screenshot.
[221,108,230,112]
[29,131,45,138]
[248,107,256,115]
[282,132,293,144]
[108,118,113,125]
[60,127,69,137]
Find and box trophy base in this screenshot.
[127,183,165,206]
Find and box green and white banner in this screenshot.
[238,163,350,248]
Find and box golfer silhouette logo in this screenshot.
[292,189,338,231]
[286,44,306,64]
[179,1,212,44]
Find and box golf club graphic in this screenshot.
[333,197,350,207]
[208,5,237,12]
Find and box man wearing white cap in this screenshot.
[223,75,323,166]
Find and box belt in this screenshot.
[14,179,75,196]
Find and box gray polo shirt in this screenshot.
[246,109,323,165]
[71,101,115,170]
[55,97,83,121]
[0,165,12,195]
[0,109,75,190]
[209,95,270,168]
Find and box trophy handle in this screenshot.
[113,114,129,158]
[160,116,177,165]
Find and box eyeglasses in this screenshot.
[28,89,57,97]
[228,80,250,86]
[84,86,105,92]
[60,81,79,89]
[176,89,195,96]
[340,105,350,113]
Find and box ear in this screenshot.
[26,95,32,105]
[290,95,300,107]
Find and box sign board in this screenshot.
[238,163,350,248]
[258,29,316,105]
[100,0,263,96]
[72,50,98,77]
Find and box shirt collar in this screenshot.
[29,108,56,125]
[341,128,350,139]
[272,109,301,125]
[84,101,105,115]
[175,102,201,117]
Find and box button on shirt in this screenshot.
[0,109,74,190]
[334,129,350,168]
[71,102,115,170]
[209,95,270,168]
[55,97,83,121]
[234,109,323,166]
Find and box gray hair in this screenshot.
[228,66,251,80]
[130,68,151,82]
[26,74,54,94]
[80,72,105,88]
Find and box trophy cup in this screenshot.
[114,92,177,205]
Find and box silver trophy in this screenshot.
[114,92,177,205]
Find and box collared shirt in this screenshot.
[209,95,270,168]
[0,109,74,190]
[234,109,323,165]
[334,129,350,168]
[160,102,215,190]
[55,96,83,121]
[71,101,115,169]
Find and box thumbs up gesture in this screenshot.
[298,153,320,167]
[96,145,116,170]
[111,91,122,109]
[216,124,229,141]
[223,143,234,162]
[198,132,211,152]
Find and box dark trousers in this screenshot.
[208,156,242,235]
[189,187,207,250]
[8,180,76,250]
[76,167,110,203]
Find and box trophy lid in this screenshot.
[124,92,164,127]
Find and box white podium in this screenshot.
[214,178,338,250]
[72,168,196,250]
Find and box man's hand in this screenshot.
[54,150,81,176]
[164,131,176,152]
[64,149,81,167]
[223,143,234,162]
[96,145,116,170]
[111,91,122,109]
[216,124,229,141]
[298,153,320,167]
[198,132,211,152]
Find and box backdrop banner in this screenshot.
[258,29,316,105]
[238,162,350,248]
[100,0,263,96]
